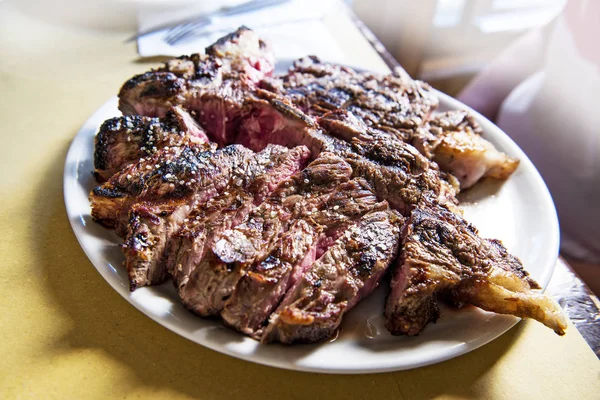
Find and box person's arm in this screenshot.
[457,27,549,121]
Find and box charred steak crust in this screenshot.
[262,56,439,141]
[94,115,158,171]
[122,144,309,291]
[93,107,211,182]
[233,91,456,216]
[118,27,274,145]
[105,145,257,289]
[122,199,191,289]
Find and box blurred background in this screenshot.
[355,0,566,95]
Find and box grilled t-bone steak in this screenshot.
[177,153,353,317]
[94,106,212,181]
[413,110,520,189]
[385,199,567,336]
[167,144,311,297]
[90,27,565,340]
[221,177,387,337]
[118,26,274,146]
[262,209,404,344]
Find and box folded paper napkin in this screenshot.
[136,0,348,64]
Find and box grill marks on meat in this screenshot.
[385,200,567,336]
[274,61,517,191]
[346,137,449,214]
[214,154,352,264]
[124,145,308,291]
[221,178,386,337]
[262,56,438,142]
[413,110,520,189]
[94,107,212,181]
[118,71,188,117]
[177,153,352,317]
[221,219,319,336]
[90,145,252,230]
[119,57,243,145]
[318,109,457,214]
[262,209,403,344]
[118,27,274,146]
[167,145,310,302]
[234,94,457,216]
[245,144,312,205]
[167,186,255,297]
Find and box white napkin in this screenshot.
[136,0,347,64]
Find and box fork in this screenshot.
[163,0,291,46]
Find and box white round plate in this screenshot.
[64,62,559,374]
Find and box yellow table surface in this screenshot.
[1,4,598,399]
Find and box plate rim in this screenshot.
[63,62,559,374]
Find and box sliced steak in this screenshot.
[221,219,319,336]
[385,199,567,336]
[205,25,275,83]
[168,187,255,294]
[178,153,352,317]
[262,56,438,141]
[122,199,192,289]
[123,144,309,291]
[222,178,386,336]
[118,27,274,146]
[90,28,568,339]
[90,27,568,340]
[235,90,333,155]
[346,135,452,214]
[261,209,403,344]
[245,144,312,205]
[95,145,258,290]
[413,110,519,189]
[118,59,246,146]
[236,98,455,216]
[94,107,212,182]
[167,145,310,294]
